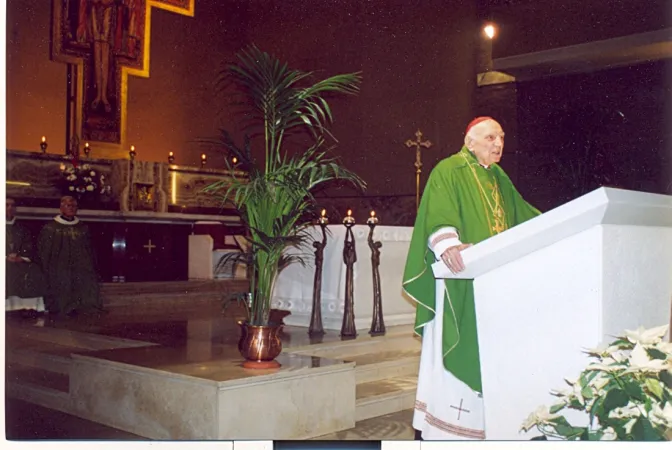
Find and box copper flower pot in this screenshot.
[237,321,283,369]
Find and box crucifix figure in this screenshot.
[405,129,433,210]
[51,0,195,148]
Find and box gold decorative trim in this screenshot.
[50,1,195,157]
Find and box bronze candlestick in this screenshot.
[341,210,357,339]
[367,211,385,336]
[309,212,328,336]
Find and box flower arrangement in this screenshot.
[521,324,672,441]
[59,161,112,199]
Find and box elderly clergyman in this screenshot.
[403,117,541,440]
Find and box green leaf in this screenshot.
[646,348,668,360]
[623,379,646,401]
[660,370,672,389]
[603,388,629,412]
[549,403,566,414]
[581,385,595,399]
[587,430,604,441]
[645,378,664,400]
[630,417,665,441]
[549,416,585,439]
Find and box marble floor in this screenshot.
[6,306,419,441]
[6,396,414,441]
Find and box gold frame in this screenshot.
[51,0,195,159]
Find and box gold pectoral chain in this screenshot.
[461,153,507,235]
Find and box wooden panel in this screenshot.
[18,218,189,283]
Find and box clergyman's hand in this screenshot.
[440,243,473,274]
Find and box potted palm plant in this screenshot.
[203,45,366,369]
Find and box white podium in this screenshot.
[433,187,672,440]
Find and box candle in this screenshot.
[40,136,48,153]
[343,209,355,225]
[84,142,90,156]
[318,208,329,225]
[41,136,46,143]
[232,157,238,164]
[367,210,379,225]
[129,145,136,160]
[201,153,207,167]
[168,151,175,164]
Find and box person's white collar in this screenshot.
[54,215,80,225]
[6,217,16,225]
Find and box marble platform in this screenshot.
[5,308,420,441]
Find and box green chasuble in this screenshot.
[38,216,102,314]
[6,219,47,298]
[403,146,540,394]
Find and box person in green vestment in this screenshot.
[38,196,103,316]
[6,197,47,314]
[403,117,541,440]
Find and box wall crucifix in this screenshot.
[405,129,432,211]
[51,0,195,157]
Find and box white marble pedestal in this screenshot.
[273,225,416,331]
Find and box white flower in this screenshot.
[86,185,94,191]
[655,341,672,354]
[600,427,617,440]
[90,171,96,176]
[59,163,66,170]
[584,342,625,358]
[624,418,637,434]
[626,343,670,373]
[588,372,610,391]
[650,402,672,427]
[520,405,559,432]
[586,361,626,372]
[624,325,669,346]
[609,402,643,420]
[68,186,74,191]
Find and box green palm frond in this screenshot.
[204,44,365,325]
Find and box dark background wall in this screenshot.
[6,0,671,221]
[475,0,672,212]
[483,0,670,58]
[516,60,672,211]
[6,0,479,202]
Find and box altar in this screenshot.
[273,225,416,331]
[6,149,247,283]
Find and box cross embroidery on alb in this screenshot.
[450,399,471,420]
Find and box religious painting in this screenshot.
[51,0,195,147]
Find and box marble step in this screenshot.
[6,323,156,351]
[6,342,75,375]
[350,349,420,384]
[355,375,417,422]
[6,363,72,415]
[6,362,70,393]
[289,327,421,359]
[99,279,248,296]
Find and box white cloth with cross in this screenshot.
[413,244,486,440]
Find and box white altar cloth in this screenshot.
[272,225,416,331]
